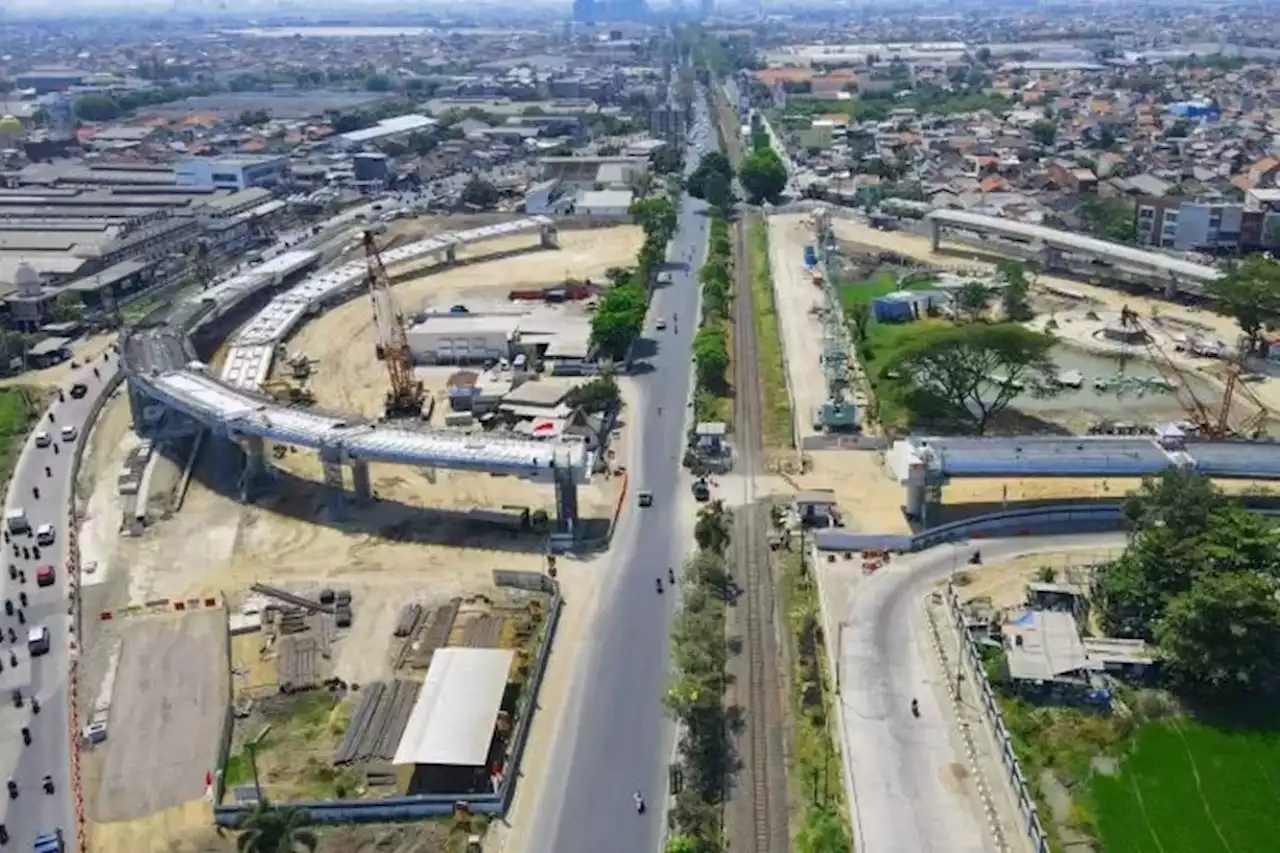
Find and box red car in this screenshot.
[36,565,54,588]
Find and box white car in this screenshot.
[60,425,77,442]
[35,524,55,546]
[34,431,51,448]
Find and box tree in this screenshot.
[995,260,1034,322]
[629,197,677,245]
[1207,255,1280,351]
[693,500,730,554]
[687,152,733,200]
[49,291,84,325]
[363,73,393,92]
[693,326,729,392]
[235,802,317,853]
[882,323,1059,433]
[738,148,787,204]
[1029,120,1057,147]
[975,47,992,65]
[73,94,121,122]
[460,176,500,209]
[954,281,992,322]
[1079,196,1135,243]
[1155,571,1280,700]
[702,168,733,215]
[847,302,871,342]
[590,282,647,359]
[565,371,620,414]
[652,146,683,175]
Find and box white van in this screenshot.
[5,508,29,535]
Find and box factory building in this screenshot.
[406,306,594,367]
[176,155,289,191]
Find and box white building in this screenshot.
[175,155,289,191]
[574,188,633,219]
[406,314,521,365]
[332,114,437,151]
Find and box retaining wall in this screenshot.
[211,569,562,826]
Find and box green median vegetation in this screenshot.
[693,215,733,424]
[746,217,793,447]
[665,501,733,853]
[590,196,678,360]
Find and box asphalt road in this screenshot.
[0,352,120,847]
[834,533,1125,853]
[521,101,717,853]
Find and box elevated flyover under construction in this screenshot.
[123,215,591,533]
[888,433,1280,519]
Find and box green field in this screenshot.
[0,387,37,483]
[1092,720,1280,853]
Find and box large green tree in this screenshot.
[995,259,1034,321]
[1207,255,1280,351]
[590,282,647,359]
[693,326,729,392]
[737,148,787,204]
[687,151,733,200]
[461,176,499,209]
[235,803,317,853]
[1155,571,1280,700]
[881,323,1059,433]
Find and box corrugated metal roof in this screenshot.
[393,648,514,767]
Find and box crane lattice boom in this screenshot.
[363,231,423,419]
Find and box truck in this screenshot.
[803,245,818,267]
[34,830,65,853]
[6,508,29,535]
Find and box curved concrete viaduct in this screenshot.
[123,216,590,530]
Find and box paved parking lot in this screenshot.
[91,610,228,822]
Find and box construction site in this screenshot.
[765,207,1280,532]
[70,213,637,853]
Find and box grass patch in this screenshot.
[1091,719,1280,853]
[778,547,850,844]
[746,215,793,447]
[0,387,38,484]
[839,271,899,308]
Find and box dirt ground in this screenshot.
[767,214,830,441]
[288,225,642,420]
[951,549,1119,610]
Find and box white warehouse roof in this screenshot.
[339,114,437,145]
[392,648,515,767]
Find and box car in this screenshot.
[35,524,54,546]
[27,626,49,656]
[35,565,54,588]
[655,318,667,331]
[59,425,77,442]
[638,491,653,507]
[34,431,51,448]
[69,383,88,399]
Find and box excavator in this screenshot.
[364,231,425,420]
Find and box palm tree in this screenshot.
[235,802,318,853]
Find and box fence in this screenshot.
[211,569,562,826]
[943,585,1051,853]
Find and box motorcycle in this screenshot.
[31,487,38,500]
[41,775,53,794]
[6,628,14,644]
[45,467,51,478]
[668,567,675,585]
[20,728,28,746]
[655,578,664,594]
[47,411,54,423]
[18,593,26,607]
[634,791,646,814]
[968,550,982,565]
[911,698,920,718]
[30,698,39,714]
[16,612,24,626]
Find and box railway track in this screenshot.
[720,83,788,853]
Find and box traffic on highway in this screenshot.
[0,351,120,851]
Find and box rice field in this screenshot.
[1091,720,1280,853]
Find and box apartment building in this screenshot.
[1135,197,1242,251]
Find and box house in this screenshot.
[794,489,838,527]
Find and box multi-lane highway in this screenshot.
[520,97,718,853]
[0,353,120,848]
[832,533,1126,853]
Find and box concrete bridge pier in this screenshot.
[351,460,372,504]
[1164,275,1178,299]
[239,435,270,500]
[320,446,346,519]
[540,224,559,250]
[553,459,578,536]
[444,245,457,265]
[929,219,941,252]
